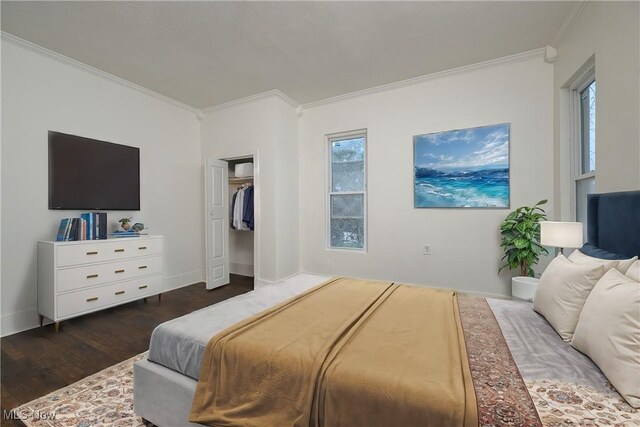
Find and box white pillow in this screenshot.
[571,268,640,408]
[533,254,611,342]
[568,249,636,275]
[626,260,640,282]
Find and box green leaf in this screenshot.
[498,198,550,275]
[514,238,529,249]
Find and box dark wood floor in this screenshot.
[1,275,253,426]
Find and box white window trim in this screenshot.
[569,67,596,220]
[326,129,368,252]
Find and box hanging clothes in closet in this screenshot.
[231,184,254,231]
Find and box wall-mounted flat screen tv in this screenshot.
[48,131,140,210]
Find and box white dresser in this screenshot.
[37,235,164,331]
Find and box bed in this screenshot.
[134,191,640,426]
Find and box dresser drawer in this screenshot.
[57,255,163,292]
[56,238,163,267]
[57,275,162,319]
[130,274,163,299]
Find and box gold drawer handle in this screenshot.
[86,251,98,255]
[114,249,125,253]
[86,297,98,302]
[138,246,147,250]
[139,265,147,269]
[86,274,99,279]
[115,269,125,274]
[139,285,148,289]
[115,290,125,295]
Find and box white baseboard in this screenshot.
[230,263,254,277]
[297,269,511,300]
[459,288,511,300]
[254,278,272,289]
[0,270,507,337]
[163,270,205,292]
[0,270,206,337]
[1,307,40,337]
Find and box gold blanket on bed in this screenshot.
[189,277,477,427]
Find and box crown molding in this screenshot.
[550,1,589,48]
[544,46,558,64]
[2,29,554,118]
[200,89,298,114]
[301,48,546,110]
[1,32,200,115]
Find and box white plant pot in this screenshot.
[511,276,539,302]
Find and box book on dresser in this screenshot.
[37,235,164,331]
[80,213,93,240]
[96,212,107,239]
[109,230,148,238]
[56,218,71,241]
[55,212,108,241]
[68,218,78,241]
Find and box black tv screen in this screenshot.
[48,131,140,210]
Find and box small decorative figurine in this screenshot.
[131,223,144,232]
[119,217,132,231]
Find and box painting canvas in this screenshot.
[414,123,510,208]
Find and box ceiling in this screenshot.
[1,1,576,109]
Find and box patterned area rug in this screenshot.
[526,379,640,426]
[10,334,640,427]
[12,352,148,427]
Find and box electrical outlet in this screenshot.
[423,245,431,255]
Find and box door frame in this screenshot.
[218,151,260,288]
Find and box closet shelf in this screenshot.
[229,176,254,184]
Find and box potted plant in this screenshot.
[498,200,548,300]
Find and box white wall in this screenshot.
[1,38,204,336]
[554,2,640,219]
[201,93,299,284]
[274,98,300,280]
[299,56,554,298]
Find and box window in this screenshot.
[328,131,367,250]
[573,72,596,227]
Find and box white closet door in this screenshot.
[205,159,229,289]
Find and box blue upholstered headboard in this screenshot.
[587,191,640,258]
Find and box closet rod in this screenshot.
[229,176,254,185]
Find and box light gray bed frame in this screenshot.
[134,357,201,427]
[134,273,333,426]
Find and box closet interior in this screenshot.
[227,157,255,278]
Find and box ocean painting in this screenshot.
[414,123,510,208]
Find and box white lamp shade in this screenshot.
[540,221,584,248]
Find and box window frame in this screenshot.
[570,68,596,223]
[326,129,368,252]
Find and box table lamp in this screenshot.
[540,221,584,255]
